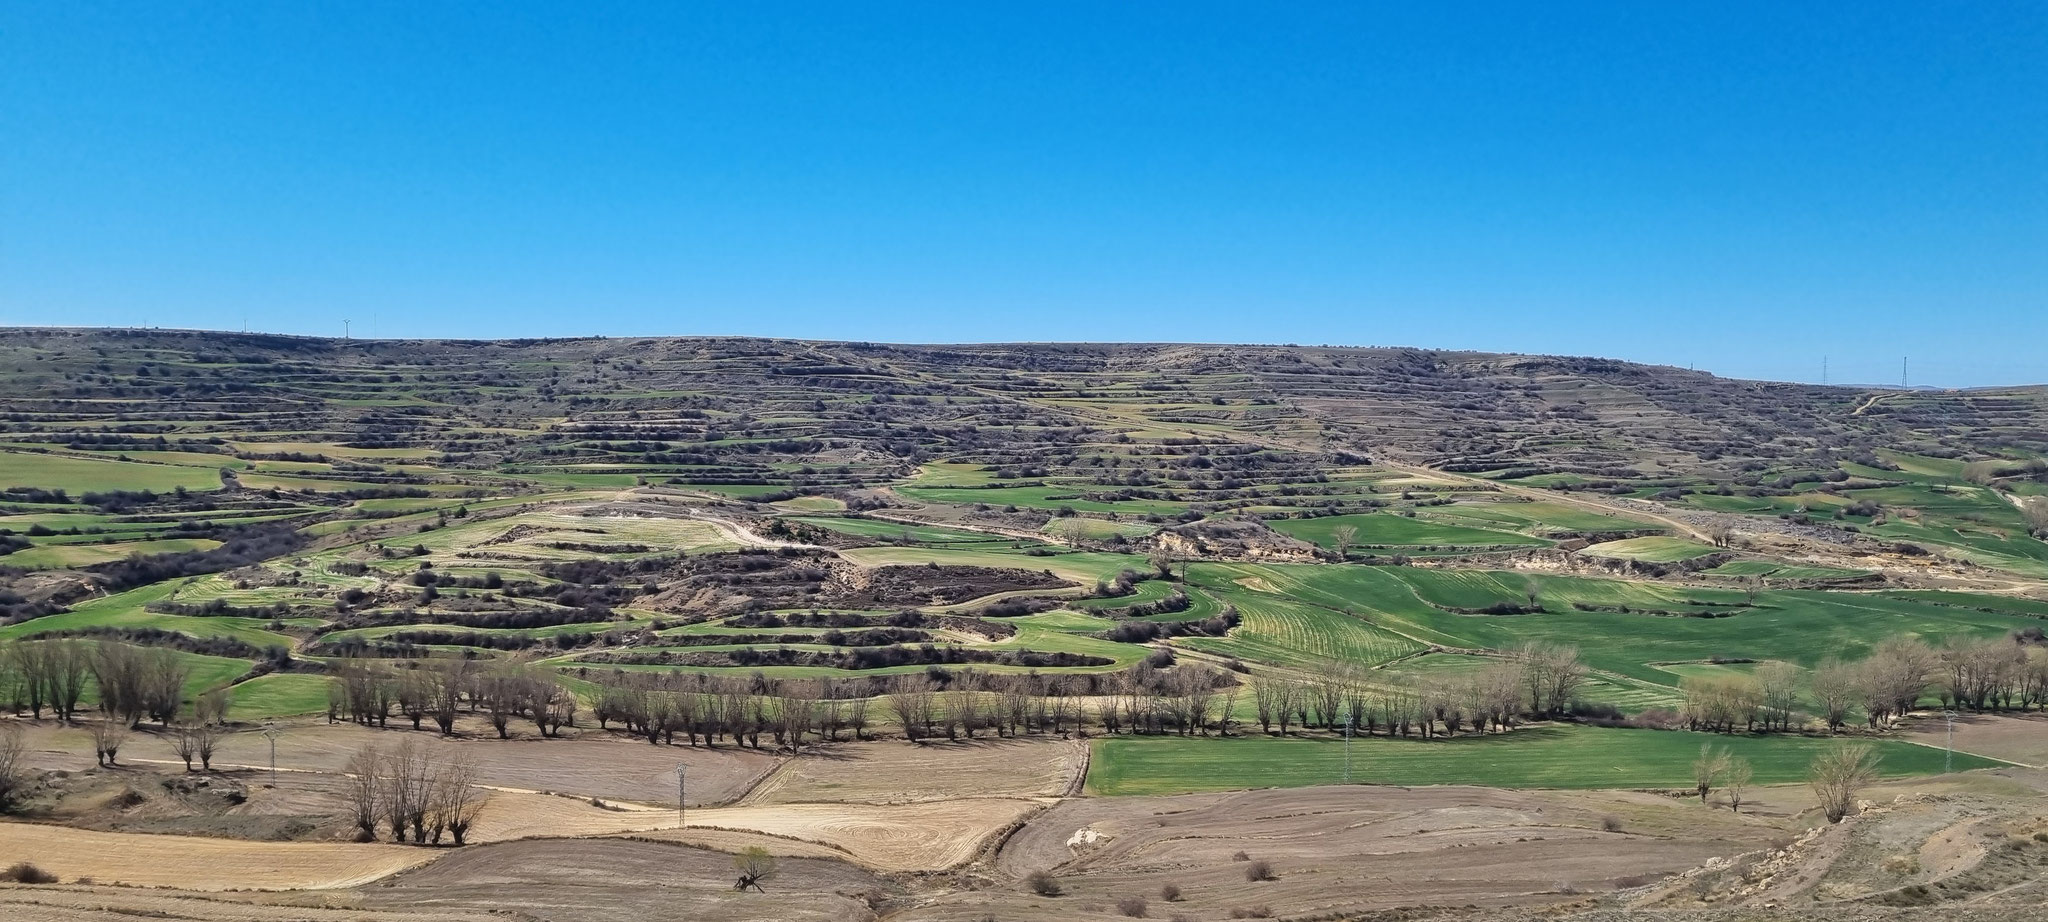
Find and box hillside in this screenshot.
[0,327,2044,922]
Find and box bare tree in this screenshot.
[345,745,383,841]
[2023,496,2048,538]
[1809,657,1857,732]
[195,722,224,770]
[1692,743,1729,803]
[89,720,130,767]
[733,845,777,892]
[1722,756,1754,814]
[0,723,27,811]
[1754,661,1802,732]
[1249,673,1280,734]
[431,752,486,845]
[1330,524,1357,560]
[1809,743,1881,823]
[167,724,212,771]
[197,686,232,726]
[383,737,427,842]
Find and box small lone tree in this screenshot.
[89,720,130,767]
[733,845,777,893]
[168,724,203,771]
[1810,743,1881,823]
[1693,743,1729,803]
[0,724,27,812]
[1330,524,1357,560]
[1722,756,1754,813]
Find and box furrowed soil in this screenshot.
[739,737,1086,804]
[0,822,431,890]
[466,789,1042,871]
[354,838,895,922]
[971,783,1779,920]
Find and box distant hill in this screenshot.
[2,327,2044,492]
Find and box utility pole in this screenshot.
[261,721,282,786]
[344,319,351,340]
[677,763,687,829]
[1343,714,1353,784]
[1943,709,1955,774]
[1822,356,1828,386]
[1902,357,1909,389]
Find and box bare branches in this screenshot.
[1809,743,1881,823]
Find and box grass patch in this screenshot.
[1087,724,1999,794]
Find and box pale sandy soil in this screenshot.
[0,822,432,890]
[739,736,1085,805]
[466,788,1040,871]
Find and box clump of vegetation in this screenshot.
[0,861,57,884]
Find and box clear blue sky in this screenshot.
[4,4,2043,386]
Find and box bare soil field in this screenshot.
[354,838,894,922]
[22,763,356,841]
[693,797,1044,872]
[971,784,1781,921]
[0,822,432,890]
[0,887,504,922]
[464,789,1040,871]
[740,737,1086,805]
[1901,712,2048,768]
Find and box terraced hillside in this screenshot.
[0,328,2045,922]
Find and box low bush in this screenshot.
[0,862,57,884]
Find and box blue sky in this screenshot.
[3,4,2043,386]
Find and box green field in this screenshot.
[6,537,222,569]
[228,673,340,719]
[0,450,227,493]
[1184,562,2038,690]
[1269,513,1549,550]
[897,484,1185,515]
[1087,725,2000,794]
[1580,536,1721,562]
[1423,501,1661,536]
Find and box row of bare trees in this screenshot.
[1,639,94,721]
[330,659,576,739]
[1690,636,2048,734]
[1247,642,1586,738]
[342,738,486,845]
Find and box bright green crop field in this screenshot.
[1088,725,2002,794]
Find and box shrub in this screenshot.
[1117,895,1150,918]
[0,862,57,884]
[1026,869,1062,896]
[1159,882,1182,902]
[1229,907,1274,919]
[1245,859,1273,881]
[1601,815,1624,833]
